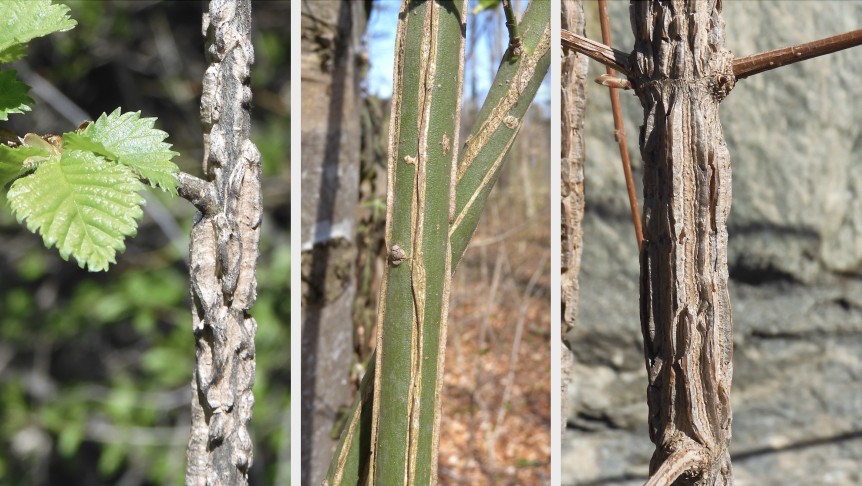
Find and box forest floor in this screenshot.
[437,186,551,485]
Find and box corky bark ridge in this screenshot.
[186,1,262,485]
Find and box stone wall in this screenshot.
[563,2,862,484]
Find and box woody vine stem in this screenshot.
[562,4,862,484]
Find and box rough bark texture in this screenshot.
[630,1,735,483]
[300,2,366,485]
[186,0,261,484]
[560,0,588,436]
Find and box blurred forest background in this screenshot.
[0,1,290,485]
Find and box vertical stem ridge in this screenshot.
[405,3,439,482]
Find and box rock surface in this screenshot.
[563,1,862,484]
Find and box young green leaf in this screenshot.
[79,109,180,194]
[0,144,46,186]
[0,70,33,120]
[7,150,145,272]
[0,0,76,63]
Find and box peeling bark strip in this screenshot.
[630,1,734,484]
[186,1,261,485]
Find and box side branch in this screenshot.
[561,29,631,76]
[501,0,522,55]
[562,27,862,81]
[177,172,217,215]
[733,28,862,79]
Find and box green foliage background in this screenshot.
[0,1,290,484]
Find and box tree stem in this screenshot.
[185,0,261,484]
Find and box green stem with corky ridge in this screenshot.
[450,0,550,266]
[324,2,549,484]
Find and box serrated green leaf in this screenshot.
[82,108,179,194]
[0,70,33,120]
[0,144,50,186]
[7,150,145,272]
[0,0,76,63]
[63,131,116,159]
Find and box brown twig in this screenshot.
[561,27,862,82]
[560,29,631,76]
[733,28,862,79]
[597,0,643,250]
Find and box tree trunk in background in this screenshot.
[560,0,587,433]
[631,1,735,482]
[300,2,366,485]
[186,0,262,484]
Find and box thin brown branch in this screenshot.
[561,28,631,76]
[733,28,862,79]
[597,0,642,250]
